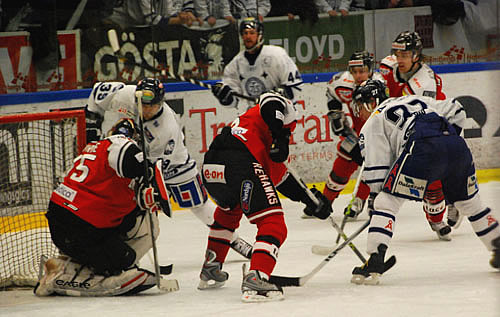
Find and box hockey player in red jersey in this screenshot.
[379,31,459,240]
[320,51,384,220]
[198,92,332,302]
[35,118,171,296]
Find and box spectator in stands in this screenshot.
[229,0,271,21]
[194,0,236,27]
[317,0,365,16]
[105,0,201,31]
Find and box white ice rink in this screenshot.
[2,182,500,317]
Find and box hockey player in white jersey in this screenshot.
[210,17,303,109]
[347,80,500,285]
[319,51,384,220]
[85,78,253,259]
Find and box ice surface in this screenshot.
[2,182,499,317]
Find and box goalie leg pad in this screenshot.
[125,210,159,263]
[36,257,157,296]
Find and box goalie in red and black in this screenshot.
[198,91,332,302]
[35,118,171,297]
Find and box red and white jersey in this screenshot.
[229,99,298,184]
[380,55,446,100]
[50,135,140,228]
[325,70,384,135]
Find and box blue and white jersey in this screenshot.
[359,95,466,194]
[222,45,303,109]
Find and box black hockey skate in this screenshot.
[351,244,396,285]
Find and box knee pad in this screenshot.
[373,192,405,214]
[454,194,485,217]
[125,212,159,262]
[326,170,349,192]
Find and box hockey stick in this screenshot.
[285,163,365,260]
[136,90,179,293]
[269,219,370,287]
[334,163,366,245]
[107,29,256,102]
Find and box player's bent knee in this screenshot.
[454,194,484,217]
[373,192,405,215]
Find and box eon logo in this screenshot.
[203,164,226,184]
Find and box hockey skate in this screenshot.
[490,236,500,269]
[344,197,365,221]
[230,236,253,259]
[429,221,452,241]
[241,264,284,302]
[447,205,463,228]
[351,244,388,285]
[198,250,229,290]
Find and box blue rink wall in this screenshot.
[0,62,499,186]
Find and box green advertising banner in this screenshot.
[263,16,365,74]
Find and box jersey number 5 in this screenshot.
[69,154,97,182]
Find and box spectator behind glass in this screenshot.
[317,0,365,16]
[194,0,235,27]
[105,0,201,31]
[229,0,271,21]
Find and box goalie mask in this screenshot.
[136,78,165,105]
[352,80,388,116]
[108,118,139,141]
[391,31,423,62]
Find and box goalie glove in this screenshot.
[269,128,291,163]
[135,160,172,217]
[302,187,333,220]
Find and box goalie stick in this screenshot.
[136,90,179,293]
[107,29,256,103]
[269,219,370,287]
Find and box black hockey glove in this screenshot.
[85,107,103,142]
[211,83,234,106]
[302,188,333,220]
[269,128,291,163]
[339,134,363,166]
[327,110,353,137]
